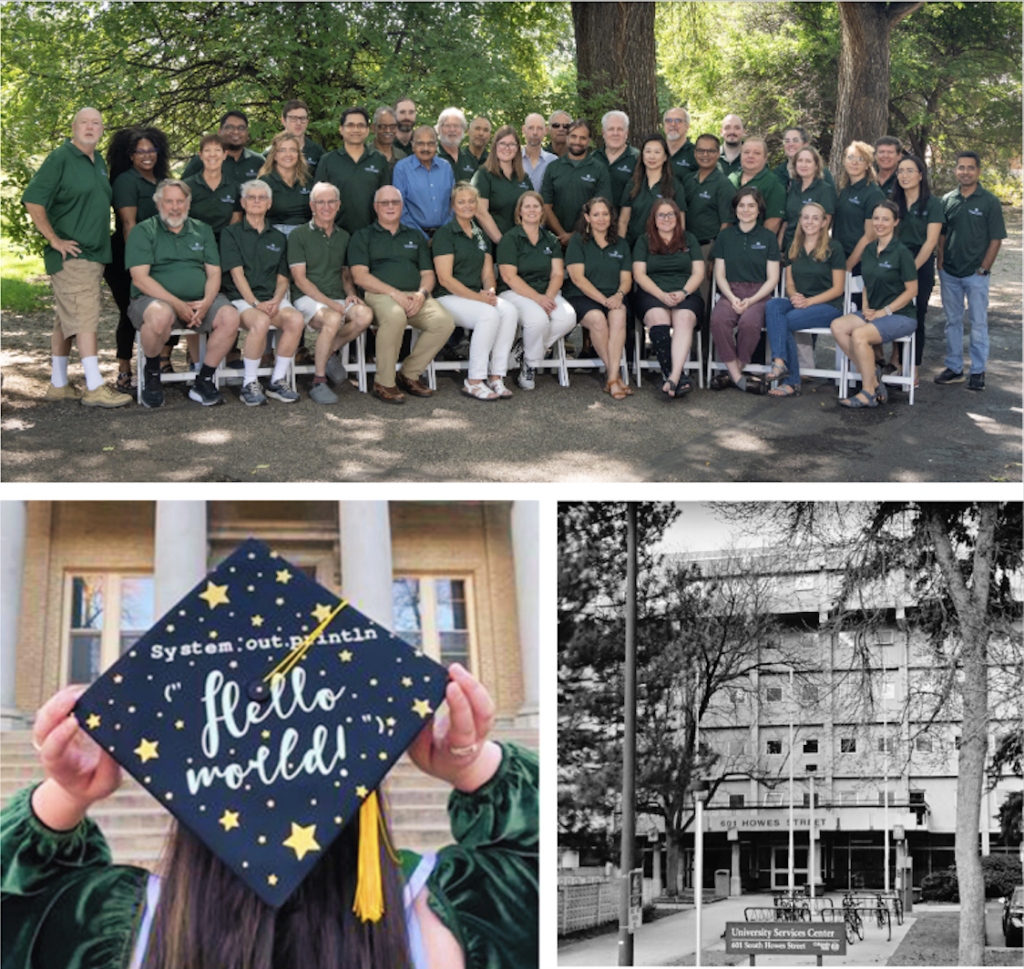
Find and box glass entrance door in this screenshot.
[772,845,808,889]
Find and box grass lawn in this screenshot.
[889,912,1021,966]
[1,237,51,312]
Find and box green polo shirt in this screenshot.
[431,219,491,296]
[727,167,787,223]
[541,154,614,236]
[833,177,886,261]
[710,224,780,283]
[124,215,217,301]
[772,160,835,193]
[348,220,432,292]
[782,178,838,255]
[619,174,688,247]
[181,147,265,183]
[684,168,735,243]
[381,145,407,175]
[861,238,917,310]
[495,225,562,293]
[594,145,640,205]
[471,167,532,236]
[439,146,481,181]
[789,242,846,310]
[313,146,391,236]
[940,183,1006,277]
[718,152,743,177]
[21,138,113,274]
[219,218,290,301]
[286,219,351,302]
[182,172,241,238]
[668,140,697,181]
[112,168,158,223]
[563,233,631,299]
[632,231,704,293]
[896,195,944,257]
[258,171,314,227]
[878,170,898,198]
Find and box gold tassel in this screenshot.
[353,791,385,922]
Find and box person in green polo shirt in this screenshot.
[778,146,837,256]
[220,180,306,406]
[874,136,903,198]
[472,126,533,245]
[833,140,886,276]
[437,107,483,180]
[21,107,127,408]
[541,119,613,246]
[832,200,918,408]
[257,132,314,234]
[181,110,265,183]
[663,107,697,182]
[726,138,786,234]
[124,179,243,408]
[287,181,374,405]
[349,186,455,404]
[371,105,407,175]
[593,110,640,205]
[617,134,688,248]
[772,127,835,193]
[683,134,735,319]
[718,114,745,176]
[934,150,1006,391]
[277,98,324,170]
[313,106,391,237]
[183,135,244,240]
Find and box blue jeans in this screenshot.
[765,298,843,387]
[939,268,990,374]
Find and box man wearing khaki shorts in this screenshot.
[21,107,128,407]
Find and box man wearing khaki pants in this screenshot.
[21,107,128,407]
[348,187,454,404]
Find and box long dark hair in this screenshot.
[106,126,171,183]
[629,133,675,202]
[145,805,412,969]
[889,154,932,221]
[575,196,619,243]
[645,199,688,255]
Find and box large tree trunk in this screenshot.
[831,2,923,177]
[572,2,658,146]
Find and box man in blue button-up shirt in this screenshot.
[392,127,455,240]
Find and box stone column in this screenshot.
[155,502,208,618]
[652,843,663,898]
[1,501,28,729]
[730,837,742,896]
[510,501,539,726]
[339,502,393,630]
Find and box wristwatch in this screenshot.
[977,268,990,276]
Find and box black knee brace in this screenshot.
[648,325,674,380]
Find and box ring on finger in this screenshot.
[449,742,479,758]
[31,738,43,753]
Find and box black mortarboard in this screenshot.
[74,538,449,910]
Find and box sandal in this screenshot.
[765,361,790,383]
[710,373,733,391]
[486,377,513,399]
[159,360,175,375]
[874,379,888,404]
[114,371,134,394]
[662,379,677,398]
[461,380,499,401]
[674,377,693,398]
[838,389,879,409]
[768,383,802,398]
[605,379,629,401]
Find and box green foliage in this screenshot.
[920,856,1024,902]
[0,238,49,311]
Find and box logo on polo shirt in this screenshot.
[581,174,596,183]
[244,168,260,179]
[543,246,553,255]
[403,240,418,249]
[751,241,767,250]
[968,207,983,216]
[519,181,530,190]
[849,196,861,205]
[220,195,236,203]
[366,165,380,174]
[607,249,624,259]
[878,259,893,268]
[801,196,814,205]
[266,243,282,252]
[478,242,488,251]
[462,165,475,173]
[698,190,711,200]
[190,242,204,251]
[300,187,311,195]
[615,164,632,173]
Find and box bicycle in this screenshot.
[841,895,864,941]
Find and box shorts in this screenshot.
[128,293,235,333]
[231,295,294,315]
[633,288,704,321]
[293,293,355,327]
[51,259,105,338]
[848,310,916,343]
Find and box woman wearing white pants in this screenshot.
[433,182,518,400]
[496,191,576,389]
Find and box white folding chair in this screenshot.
[354,325,421,392]
[633,326,704,389]
[555,329,629,388]
[704,276,779,386]
[136,328,206,404]
[215,325,288,390]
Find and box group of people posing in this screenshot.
[21,99,1005,410]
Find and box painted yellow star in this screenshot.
[275,569,293,584]
[198,581,230,609]
[411,698,433,719]
[209,630,219,639]
[311,603,334,624]
[282,822,320,861]
[174,719,185,730]
[378,752,388,761]
[251,615,265,627]
[218,809,240,832]
[355,785,369,799]
[85,713,101,729]
[339,650,353,663]
[134,738,159,763]
[401,676,413,687]
[113,674,124,685]
[267,874,278,886]
[385,717,396,727]
[261,730,271,740]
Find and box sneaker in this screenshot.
[967,372,985,391]
[508,338,524,372]
[309,381,338,404]
[240,380,267,406]
[265,379,299,402]
[141,379,164,409]
[188,377,224,406]
[518,363,536,390]
[934,367,965,385]
[325,353,347,385]
[45,382,82,400]
[81,383,131,408]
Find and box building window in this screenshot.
[728,739,747,756]
[877,737,897,754]
[803,739,819,754]
[909,791,926,805]
[765,686,783,703]
[802,792,821,807]
[877,629,895,645]
[840,738,857,754]
[839,791,858,806]
[392,576,475,672]
[914,736,933,753]
[764,791,785,806]
[767,740,783,755]
[66,574,155,683]
[802,684,819,703]
[878,789,897,806]
[729,794,745,808]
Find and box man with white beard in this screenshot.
[663,106,697,182]
[435,107,480,180]
[125,179,241,407]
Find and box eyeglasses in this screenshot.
[897,167,920,176]
[377,199,402,206]
[496,142,518,151]
[244,195,271,203]
[221,124,248,132]
[343,123,368,130]
[549,122,570,130]
[694,147,719,154]
[664,118,686,125]
[285,115,308,123]
[655,212,676,220]
[846,154,866,162]
[412,141,436,148]
[376,123,397,132]
[312,198,340,206]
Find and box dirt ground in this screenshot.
[2,211,1020,483]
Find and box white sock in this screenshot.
[272,355,292,384]
[243,358,260,384]
[51,356,69,388]
[81,356,103,391]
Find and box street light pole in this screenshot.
[788,669,795,894]
[690,781,710,969]
[618,502,637,966]
[807,765,817,903]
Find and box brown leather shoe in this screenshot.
[372,381,406,404]
[396,372,434,397]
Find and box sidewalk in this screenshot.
[558,894,917,967]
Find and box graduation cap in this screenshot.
[73,538,449,911]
